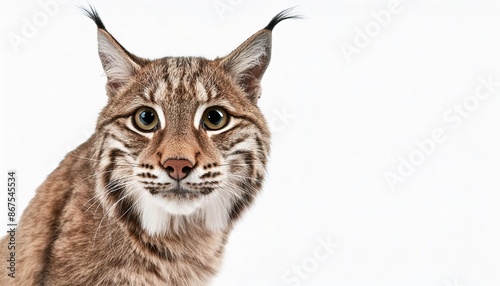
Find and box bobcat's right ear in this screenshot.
[82,6,144,97]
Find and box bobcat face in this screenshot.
[95,58,269,234]
[82,8,296,235]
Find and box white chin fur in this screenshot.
[137,192,204,235]
[133,177,234,235]
[157,196,205,215]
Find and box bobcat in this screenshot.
[0,6,298,286]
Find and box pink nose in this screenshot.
[163,159,193,181]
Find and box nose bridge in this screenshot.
[159,110,199,164]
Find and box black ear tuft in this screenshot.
[264,7,302,31]
[79,5,106,30]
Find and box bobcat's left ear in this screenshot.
[220,8,300,103]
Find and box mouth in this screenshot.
[142,179,216,200]
[157,186,214,200]
[164,187,199,198]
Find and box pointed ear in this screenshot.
[82,6,143,96]
[220,30,272,102]
[97,29,142,96]
[220,8,301,102]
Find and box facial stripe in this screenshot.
[193,103,208,130]
[153,80,168,103]
[209,84,218,99]
[195,80,208,102]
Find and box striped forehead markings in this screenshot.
[139,59,222,106]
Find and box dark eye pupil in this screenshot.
[140,111,155,125]
[207,110,223,125]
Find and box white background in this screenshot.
[1,0,499,285]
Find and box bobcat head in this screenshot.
[82,7,298,235]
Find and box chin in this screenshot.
[157,196,206,215]
[135,189,209,235]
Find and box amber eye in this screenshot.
[133,107,159,132]
[202,107,229,130]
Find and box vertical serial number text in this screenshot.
[7,171,17,278]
